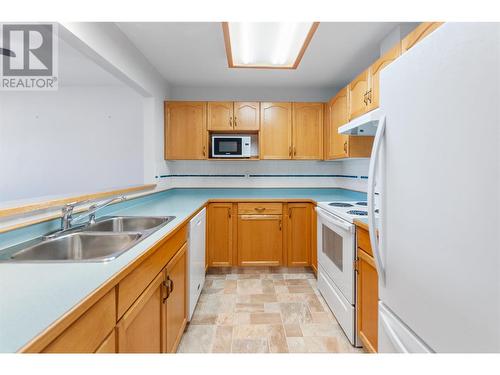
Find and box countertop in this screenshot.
[0,188,366,352]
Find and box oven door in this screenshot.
[212,137,242,157]
[316,207,355,304]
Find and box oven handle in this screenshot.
[315,207,353,232]
[368,114,386,284]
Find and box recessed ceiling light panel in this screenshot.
[222,22,319,69]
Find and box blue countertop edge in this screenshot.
[0,187,366,352]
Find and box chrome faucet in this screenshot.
[69,196,127,227]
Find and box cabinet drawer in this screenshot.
[356,226,373,256]
[238,202,283,215]
[42,289,116,353]
[118,225,187,318]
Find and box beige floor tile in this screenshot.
[268,324,288,353]
[235,303,265,313]
[303,336,339,353]
[190,313,218,325]
[250,312,282,325]
[189,267,362,354]
[284,324,303,337]
[311,311,335,323]
[286,337,308,353]
[300,323,343,337]
[177,325,216,353]
[233,324,271,338]
[279,302,313,324]
[249,294,277,303]
[264,302,281,313]
[231,338,269,353]
[237,279,263,294]
[212,326,233,353]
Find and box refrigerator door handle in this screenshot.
[368,115,386,284]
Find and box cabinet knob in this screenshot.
[289,146,292,157]
[293,146,297,156]
[234,117,237,127]
[228,208,232,218]
[344,141,348,154]
[202,145,206,157]
[229,116,233,127]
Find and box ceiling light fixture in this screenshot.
[222,22,319,69]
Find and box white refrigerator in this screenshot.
[368,23,500,353]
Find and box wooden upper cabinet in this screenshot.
[208,101,234,131]
[292,103,323,159]
[260,102,292,159]
[287,203,312,267]
[234,102,260,131]
[163,244,187,353]
[117,272,164,353]
[401,22,444,53]
[348,68,371,121]
[165,101,207,160]
[325,88,350,160]
[367,43,401,111]
[237,214,283,266]
[207,202,234,267]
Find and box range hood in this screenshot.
[338,108,381,136]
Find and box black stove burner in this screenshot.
[328,202,354,207]
[347,210,368,216]
[356,202,367,206]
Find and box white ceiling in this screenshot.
[116,22,401,89]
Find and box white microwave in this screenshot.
[211,135,251,158]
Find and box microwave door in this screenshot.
[213,137,242,157]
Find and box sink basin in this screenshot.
[84,216,175,232]
[9,232,142,262]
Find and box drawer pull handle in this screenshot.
[255,207,266,211]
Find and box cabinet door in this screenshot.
[327,88,350,160]
[163,244,188,353]
[292,103,323,159]
[237,214,283,266]
[260,102,292,159]
[367,43,401,111]
[117,272,164,353]
[165,101,207,160]
[401,22,444,53]
[207,203,234,266]
[208,101,234,131]
[356,249,379,353]
[348,68,371,121]
[95,330,116,353]
[234,102,260,131]
[287,203,311,267]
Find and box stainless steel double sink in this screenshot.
[1,216,176,263]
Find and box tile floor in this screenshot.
[177,267,363,353]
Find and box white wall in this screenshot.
[59,23,171,185]
[0,86,143,201]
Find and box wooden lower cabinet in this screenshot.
[356,226,378,353]
[286,203,312,266]
[117,272,164,353]
[41,289,116,353]
[163,244,188,353]
[237,214,283,266]
[207,202,234,267]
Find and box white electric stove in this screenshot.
[315,200,370,347]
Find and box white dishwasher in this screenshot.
[187,207,206,320]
